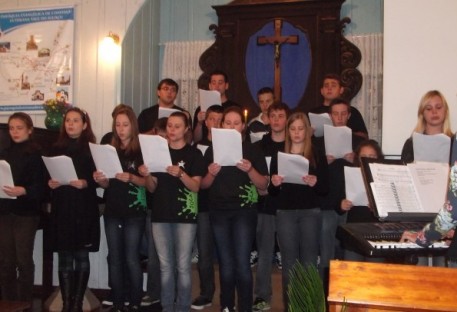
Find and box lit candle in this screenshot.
[243,109,248,123]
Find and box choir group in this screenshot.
[0,70,455,312]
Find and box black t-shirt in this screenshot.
[204,141,268,211]
[309,105,368,137]
[150,144,206,223]
[193,138,211,213]
[104,149,147,218]
[254,134,285,215]
[268,147,329,211]
[193,99,240,139]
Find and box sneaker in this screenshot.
[250,250,258,267]
[191,296,212,310]
[221,307,235,312]
[275,251,282,270]
[253,298,271,311]
[141,295,160,306]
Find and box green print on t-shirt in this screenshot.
[128,184,147,211]
[239,184,258,207]
[178,188,198,219]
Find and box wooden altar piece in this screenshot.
[328,260,457,312]
[198,0,362,115]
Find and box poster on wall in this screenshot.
[0,7,74,112]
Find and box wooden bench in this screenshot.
[328,260,457,311]
[0,301,32,312]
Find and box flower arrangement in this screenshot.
[42,98,71,114]
[42,98,71,130]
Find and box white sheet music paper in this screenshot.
[89,143,123,179]
[344,166,368,206]
[139,134,172,173]
[249,131,268,143]
[277,152,309,185]
[199,89,221,112]
[368,162,447,218]
[212,128,242,166]
[158,107,180,119]
[0,160,16,199]
[42,156,78,185]
[309,113,332,137]
[408,161,448,214]
[323,125,352,159]
[412,132,451,163]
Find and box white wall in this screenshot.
[0,0,145,142]
[383,0,457,155]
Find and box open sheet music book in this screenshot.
[360,158,449,221]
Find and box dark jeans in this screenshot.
[196,211,215,300]
[276,208,321,311]
[0,214,39,302]
[210,209,257,312]
[104,216,145,307]
[254,213,276,302]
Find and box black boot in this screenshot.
[58,271,73,312]
[71,271,89,312]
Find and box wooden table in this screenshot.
[328,260,457,311]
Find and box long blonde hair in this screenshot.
[284,112,315,166]
[413,90,453,137]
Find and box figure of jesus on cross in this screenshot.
[257,19,299,101]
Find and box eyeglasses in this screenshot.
[160,87,177,93]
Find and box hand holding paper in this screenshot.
[139,134,172,172]
[277,152,309,185]
[412,132,451,163]
[212,128,242,166]
[309,113,332,137]
[42,156,78,185]
[0,160,16,199]
[199,89,221,112]
[89,143,123,179]
[324,125,352,159]
[344,166,368,206]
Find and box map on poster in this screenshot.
[0,7,74,112]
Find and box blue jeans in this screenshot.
[210,209,257,312]
[196,211,215,300]
[104,216,145,307]
[254,213,276,302]
[144,211,161,300]
[152,222,196,312]
[319,210,347,277]
[276,208,321,310]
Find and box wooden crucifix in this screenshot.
[257,19,299,101]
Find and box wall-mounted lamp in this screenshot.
[104,32,120,45]
[99,31,121,63]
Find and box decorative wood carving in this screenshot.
[198,0,362,115]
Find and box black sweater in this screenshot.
[0,140,46,216]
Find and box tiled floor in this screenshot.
[32,264,285,311]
